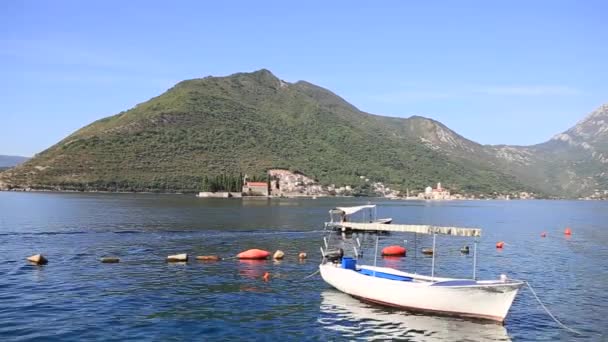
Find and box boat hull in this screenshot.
[319,263,522,323]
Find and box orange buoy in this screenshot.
[541,232,547,238]
[262,272,270,281]
[496,241,505,249]
[564,227,572,235]
[237,249,270,260]
[381,245,406,257]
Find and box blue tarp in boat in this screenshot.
[358,268,413,282]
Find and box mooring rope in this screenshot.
[301,269,320,280]
[525,281,582,335]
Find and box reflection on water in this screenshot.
[237,259,269,279]
[319,290,511,341]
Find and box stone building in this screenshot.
[242,181,269,196]
[418,182,451,200]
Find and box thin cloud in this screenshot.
[1,38,176,87]
[369,89,457,103]
[475,85,582,96]
[0,38,161,71]
[369,84,582,103]
[15,69,176,88]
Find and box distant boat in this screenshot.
[320,215,523,323]
[324,205,392,232]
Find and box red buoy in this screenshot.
[541,232,547,238]
[237,249,270,260]
[496,241,505,249]
[564,227,572,235]
[381,245,406,257]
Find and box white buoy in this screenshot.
[27,254,48,265]
[167,253,188,262]
[273,250,285,260]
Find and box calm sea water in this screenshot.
[0,192,606,341]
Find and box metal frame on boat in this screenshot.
[325,205,392,232]
[319,211,523,323]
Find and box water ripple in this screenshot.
[0,193,606,340]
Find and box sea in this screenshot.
[0,192,606,341]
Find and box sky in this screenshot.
[1,1,607,156]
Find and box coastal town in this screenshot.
[197,168,541,200]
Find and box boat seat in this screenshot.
[358,268,413,282]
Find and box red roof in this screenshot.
[246,182,267,187]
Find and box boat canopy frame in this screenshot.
[339,222,481,237]
[364,232,481,281]
[324,222,482,281]
[329,205,377,223]
[323,205,482,280]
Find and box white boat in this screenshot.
[324,205,392,231]
[319,221,523,323]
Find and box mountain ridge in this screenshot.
[1,69,605,197]
[0,155,29,168]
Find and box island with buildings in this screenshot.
[196,169,540,200]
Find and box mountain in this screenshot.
[553,104,608,151]
[0,155,29,168]
[496,105,608,196]
[401,104,608,197]
[0,69,533,195]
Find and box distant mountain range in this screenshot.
[403,104,608,197]
[1,69,606,197]
[0,155,29,168]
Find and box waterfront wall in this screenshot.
[197,192,243,198]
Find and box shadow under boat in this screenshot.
[318,290,511,341]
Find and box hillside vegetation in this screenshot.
[0,70,532,195]
[5,70,606,197]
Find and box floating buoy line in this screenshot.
[23,228,583,335]
[24,225,577,267]
[25,248,308,266]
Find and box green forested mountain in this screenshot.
[0,69,532,194]
[1,69,605,197]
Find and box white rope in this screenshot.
[525,281,582,335]
[302,269,320,280]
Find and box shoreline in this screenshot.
[1,188,604,200]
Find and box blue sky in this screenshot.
[1,1,607,156]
